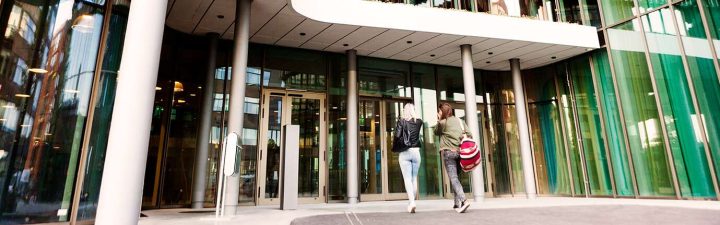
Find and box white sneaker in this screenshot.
[455,200,470,213]
[408,203,416,213]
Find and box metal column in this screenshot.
[192,33,219,209]
[224,0,252,215]
[95,0,168,223]
[346,49,359,204]
[460,44,485,202]
[510,58,537,199]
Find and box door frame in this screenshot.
[358,97,413,201]
[256,88,327,205]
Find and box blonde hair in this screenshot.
[402,103,417,121]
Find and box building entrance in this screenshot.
[256,89,327,204]
[358,98,414,201]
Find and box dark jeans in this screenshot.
[442,150,466,206]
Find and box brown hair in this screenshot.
[438,103,453,120]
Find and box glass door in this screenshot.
[358,98,412,201]
[257,90,326,204]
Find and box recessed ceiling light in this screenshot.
[190,93,196,97]
[15,94,30,98]
[28,68,48,74]
[217,15,225,19]
[488,52,493,55]
[300,32,306,36]
[586,48,593,51]
[430,54,435,57]
[343,44,349,47]
[406,41,413,44]
[486,61,491,64]
[177,99,186,103]
[551,56,557,59]
[155,87,162,91]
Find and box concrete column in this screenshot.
[223,0,252,215]
[94,0,167,224]
[460,44,485,202]
[346,49,359,204]
[510,58,537,199]
[191,33,219,209]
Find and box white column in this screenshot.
[94,0,167,224]
[346,49,359,204]
[223,0,251,215]
[510,58,537,199]
[192,33,219,209]
[460,44,485,202]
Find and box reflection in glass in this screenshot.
[78,2,129,219]
[599,0,635,26]
[358,57,410,98]
[525,68,572,196]
[0,1,104,223]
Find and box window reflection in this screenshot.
[0,0,105,223]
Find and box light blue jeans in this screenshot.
[399,147,421,205]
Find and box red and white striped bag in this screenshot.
[456,118,481,172]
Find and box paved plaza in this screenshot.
[139,198,720,225]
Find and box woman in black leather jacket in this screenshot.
[395,103,423,213]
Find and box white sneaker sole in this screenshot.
[455,203,470,213]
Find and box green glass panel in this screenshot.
[557,66,587,196]
[593,50,635,196]
[608,21,675,197]
[481,72,513,195]
[674,0,720,198]
[599,0,635,25]
[637,0,666,14]
[525,68,572,196]
[581,0,602,27]
[569,56,613,196]
[698,0,720,42]
[505,105,526,193]
[642,8,714,198]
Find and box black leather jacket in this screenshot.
[395,118,423,148]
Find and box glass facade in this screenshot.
[0,0,720,222]
[370,0,600,25]
[0,0,128,223]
